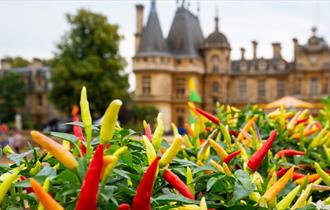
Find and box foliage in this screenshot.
[2,56,29,68]
[49,8,129,117]
[1,89,330,209]
[122,105,159,131]
[0,72,27,122]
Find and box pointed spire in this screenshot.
[215,7,219,32]
[151,0,156,10]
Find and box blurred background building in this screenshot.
[0,58,62,126]
[133,1,330,130]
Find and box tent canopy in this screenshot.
[265,96,315,109]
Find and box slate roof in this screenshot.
[231,58,290,74]
[137,0,168,56]
[204,17,230,49]
[167,6,204,57]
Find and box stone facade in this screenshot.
[133,2,330,131]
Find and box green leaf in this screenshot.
[154,194,198,205]
[7,149,36,165]
[229,170,255,204]
[36,166,56,179]
[49,132,78,144]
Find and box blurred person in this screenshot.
[8,130,24,153]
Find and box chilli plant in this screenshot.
[0,87,330,210]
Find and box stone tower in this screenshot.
[202,15,231,113]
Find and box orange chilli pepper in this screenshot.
[30,178,64,210]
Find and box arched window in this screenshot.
[211,56,220,73]
[212,82,220,93]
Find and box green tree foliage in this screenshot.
[50,9,129,116]
[3,56,29,68]
[0,72,27,122]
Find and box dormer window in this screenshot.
[259,59,267,71]
[278,60,286,71]
[240,61,248,72]
[211,56,220,73]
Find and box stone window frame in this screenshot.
[211,55,220,73]
[238,79,247,99]
[310,77,318,96]
[142,75,151,96]
[258,79,266,99]
[175,77,186,97]
[277,80,285,98]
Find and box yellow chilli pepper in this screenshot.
[113,146,128,157]
[238,115,257,144]
[80,86,92,157]
[222,162,232,176]
[266,172,277,191]
[186,167,195,195]
[314,162,330,186]
[0,170,19,204]
[262,167,294,202]
[210,159,224,173]
[310,128,327,147]
[276,185,300,210]
[323,145,330,162]
[142,135,156,165]
[209,139,228,161]
[200,197,207,210]
[159,135,182,167]
[171,123,179,137]
[101,155,117,178]
[100,99,122,144]
[152,113,164,152]
[30,131,78,170]
[29,161,42,176]
[291,184,312,210]
[37,177,51,210]
[197,140,210,161]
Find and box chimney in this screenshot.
[292,38,298,62]
[272,43,281,59]
[0,58,12,70]
[240,47,245,60]
[252,40,258,60]
[135,4,144,52]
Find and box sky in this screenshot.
[1,0,330,91]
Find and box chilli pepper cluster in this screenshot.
[0,87,329,210]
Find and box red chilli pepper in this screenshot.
[277,167,291,177]
[248,130,277,172]
[118,203,131,210]
[72,115,86,156]
[295,118,308,126]
[163,169,194,200]
[194,107,219,124]
[223,150,241,164]
[229,130,239,137]
[20,176,33,193]
[292,172,305,180]
[132,157,159,210]
[76,144,104,210]
[276,149,305,158]
[145,124,153,142]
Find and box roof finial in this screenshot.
[215,6,219,32]
[151,0,156,9]
[181,0,185,8]
[197,0,200,16]
[312,26,317,36]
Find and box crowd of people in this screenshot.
[0,124,25,153]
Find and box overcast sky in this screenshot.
[0,1,330,91]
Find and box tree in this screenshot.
[0,72,27,122]
[50,9,129,117]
